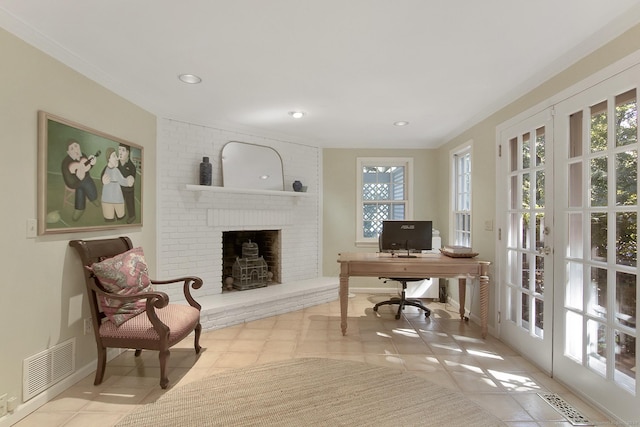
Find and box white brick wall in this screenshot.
[157,118,322,305]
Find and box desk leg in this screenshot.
[458,278,466,321]
[479,274,489,338]
[339,274,349,336]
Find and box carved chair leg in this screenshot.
[95,346,107,385]
[194,323,202,354]
[159,349,170,389]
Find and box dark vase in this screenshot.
[292,180,303,192]
[199,157,212,185]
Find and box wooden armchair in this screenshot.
[69,237,202,389]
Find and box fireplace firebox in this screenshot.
[222,230,281,291]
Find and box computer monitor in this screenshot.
[379,220,433,258]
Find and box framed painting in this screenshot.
[37,111,143,235]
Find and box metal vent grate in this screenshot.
[23,338,75,401]
[538,393,592,426]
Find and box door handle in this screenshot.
[537,246,552,255]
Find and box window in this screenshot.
[356,157,413,245]
[451,145,472,246]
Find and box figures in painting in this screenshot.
[61,139,100,221]
[100,147,134,222]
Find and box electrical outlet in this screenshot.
[0,393,7,417]
[84,318,93,335]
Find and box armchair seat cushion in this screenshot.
[99,304,200,349]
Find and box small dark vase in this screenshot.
[292,180,303,192]
[199,157,212,186]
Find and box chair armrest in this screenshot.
[150,276,202,311]
[87,278,170,309]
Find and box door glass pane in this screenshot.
[590,156,608,206]
[616,272,636,328]
[565,310,583,362]
[522,253,530,290]
[588,267,607,318]
[569,162,583,208]
[590,213,607,262]
[614,330,636,393]
[591,100,607,152]
[566,262,583,310]
[616,150,637,206]
[568,213,583,258]
[522,293,530,328]
[522,213,530,250]
[616,212,637,267]
[508,214,518,247]
[587,319,607,377]
[523,173,530,208]
[536,170,545,208]
[509,286,517,322]
[536,127,546,166]
[523,132,531,169]
[535,255,545,294]
[570,111,583,158]
[534,297,544,338]
[510,176,518,209]
[510,137,518,172]
[615,89,637,148]
[535,213,545,252]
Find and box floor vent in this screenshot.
[23,338,76,401]
[538,393,592,426]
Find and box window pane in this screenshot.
[590,156,608,207]
[614,330,636,392]
[568,213,583,258]
[616,212,637,267]
[568,162,583,208]
[536,127,546,166]
[565,310,583,362]
[588,267,607,318]
[566,261,583,310]
[587,319,607,377]
[615,89,637,148]
[616,150,637,206]
[590,213,607,262]
[616,272,636,328]
[522,132,531,169]
[570,111,583,158]
[591,100,607,153]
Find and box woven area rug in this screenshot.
[116,358,506,427]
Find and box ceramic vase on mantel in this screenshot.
[200,157,212,186]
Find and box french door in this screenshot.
[552,67,639,421]
[498,110,554,374]
[498,64,639,423]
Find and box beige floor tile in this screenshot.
[15,293,613,427]
[467,393,535,422]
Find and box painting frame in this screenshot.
[37,111,143,235]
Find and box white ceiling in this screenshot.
[2,1,640,148]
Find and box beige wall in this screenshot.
[0,28,156,410]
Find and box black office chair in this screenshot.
[373,278,431,319]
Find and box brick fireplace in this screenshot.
[157,118,338,330]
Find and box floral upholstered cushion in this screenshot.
[89,247,152,326]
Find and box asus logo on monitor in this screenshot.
[400,225,415,230]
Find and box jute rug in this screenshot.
[116,358,506,427]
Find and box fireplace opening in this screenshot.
[222,230,281,291]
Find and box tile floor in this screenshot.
[14,294,615,427]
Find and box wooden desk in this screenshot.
[338,252,491,338]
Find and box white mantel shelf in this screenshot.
[185,184,311,197]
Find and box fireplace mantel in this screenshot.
[185,184,311,198]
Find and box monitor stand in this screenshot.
[396,249,416,258]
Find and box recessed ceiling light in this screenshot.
[178,74,202,84]
[288,111,305,119]
[393,121,409,126]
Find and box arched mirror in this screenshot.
[221,141,284,191]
